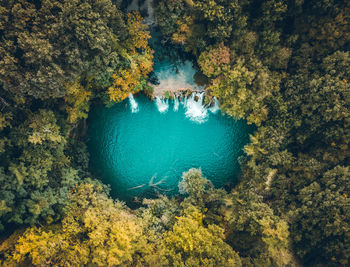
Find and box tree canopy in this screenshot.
[0,0,349,266]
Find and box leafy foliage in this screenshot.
[107,12,154,102]
[209,57,280,125]
[64,78,92,124]
[198,43,230,77]
[0,0,127,99]
[0,0,349,266]
[159,205,242,267]
[290,166,350,265]
[5,182,145,266]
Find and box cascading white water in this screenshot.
[183,92,208,123]
[88,93,251,201]
[209,97,220,114]
[183,95,188,107]
[154,92,220,123]
[128,93,139,113]
[155,96,169,113]
[174,95,179,111]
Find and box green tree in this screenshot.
[5,182,146,266]
[0,107,81,228]
[0,0,127,99]
[290,166,350,266]
[158,205,242,267]
[194,0,248,41]
[224,190,295,266]
[209,57,280,125]
[107,12,153,102]
[178,168,213,201]
[64,78,92,124]
[27,110,64,145]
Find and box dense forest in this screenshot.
[0,0,349,266]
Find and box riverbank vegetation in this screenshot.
[0,0,349,266]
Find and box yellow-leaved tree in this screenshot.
[64,78,92,123]
[171,16,194,45]
[107,12,154,102]
[157,205,242,266]
[28,110,64,145]
[6,182,146,266]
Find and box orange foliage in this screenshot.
[107,12,153,102]
[126,12,151,51]
[198,42,230,76]
[107,49,154,102]
[108,69,141,102]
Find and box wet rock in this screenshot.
[204,95,211,106]
[209,98,216,107]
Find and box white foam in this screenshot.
[183,92,208,123]
[209,97,220,114]
[128,93,139,113]
[155,96,169,113]
[174,95,179,111]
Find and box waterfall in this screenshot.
[174,94,179,111]
[155,96,169,113]
[183,92,208,123]
[128,93,139,113]
[209,97,220,114]
[183,95,188,107]
[153,92,220,122]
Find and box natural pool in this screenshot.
[87,94,253,201]
[87,24,253,201]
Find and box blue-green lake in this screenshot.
[87,94,252,201]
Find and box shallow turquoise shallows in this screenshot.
[87,95,252,201]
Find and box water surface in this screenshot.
[88,95,252,201]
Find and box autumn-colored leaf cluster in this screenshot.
[107,12,153,102]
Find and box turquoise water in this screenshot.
[87,95,252,201]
